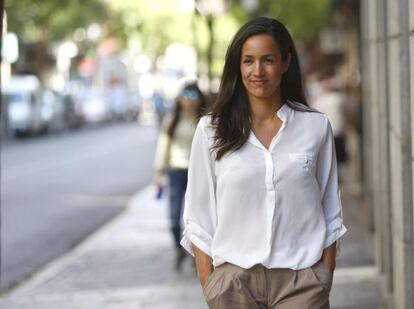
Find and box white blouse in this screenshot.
[180,102,347,270]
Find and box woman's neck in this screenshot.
[180,109,197,118]
[249,95,283,122]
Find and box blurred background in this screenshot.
[1,0,413,308]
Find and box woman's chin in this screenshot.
[249,90,278,101]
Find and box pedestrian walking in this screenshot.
[180,17,347,308]
[154,82,207,271]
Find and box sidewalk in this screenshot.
[0,184,384,309]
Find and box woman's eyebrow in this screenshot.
[242,53,275,58]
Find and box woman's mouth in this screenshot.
[251,80,268,86]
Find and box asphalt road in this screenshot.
[0,122,158,292]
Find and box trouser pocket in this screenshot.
[309,261,333,290]
[202,268,220,298]
[203,263,267,309]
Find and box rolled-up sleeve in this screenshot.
[316,116,347,249]
[180,117,217,256]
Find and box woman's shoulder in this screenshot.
[289,100,320,114]
[196,115,216,140]
[290,101,327,123]
[289,101,330,138]
[198,115,215,129]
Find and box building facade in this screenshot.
[360,0,414,308]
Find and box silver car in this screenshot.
[1,75,46,137]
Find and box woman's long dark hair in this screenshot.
[167,83,207,138]
[208,17,310,160]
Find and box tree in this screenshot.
[229,0,330,41]
[4,0,128,77]
[103,0,202,58]
[5,0,111,43]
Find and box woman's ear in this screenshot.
[283,53,292,73]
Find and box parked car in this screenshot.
[77,91,110,124]
[41,89,66,133]
[108,87,128,121]
[127,90,142,120]
[1,75,46,137]
[59,93,84,129]
[106,87,142,122]
[124,90,142,121]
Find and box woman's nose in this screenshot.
[253,62,264,75]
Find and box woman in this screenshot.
[180,17,347,308]
[154,82,206,270]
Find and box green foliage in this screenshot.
[229,0,330,41]
[3,0,330,79]
[5,0,111,42]
[103,0,198,57]
[270,0,330,40]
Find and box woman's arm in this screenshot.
[316,117,347,263]
[181,118,217,273]
[192,244,213,286]
[153,115,173,175]
[322,242,336,272]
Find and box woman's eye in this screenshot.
[243,59,253,64]
[265,58,275,64]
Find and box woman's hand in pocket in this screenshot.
[201,272,214,288]
[192,244,214,287]
[322,242,337,273]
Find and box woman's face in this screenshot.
[240,34,290,102]
[178,89,200,113]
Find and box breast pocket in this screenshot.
[289,153,315,173]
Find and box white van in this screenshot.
[1,75,46,137]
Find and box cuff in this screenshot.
[180,220,213,257]
[324,218,347,250]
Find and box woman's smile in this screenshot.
[240,34,290,101]
[250,79,268,86]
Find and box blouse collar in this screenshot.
[247,102,291,150]
[276,102,291,122]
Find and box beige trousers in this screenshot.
[202,261,332,309]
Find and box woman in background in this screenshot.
[154,82,207,271]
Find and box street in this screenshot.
[1,122,158,291]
